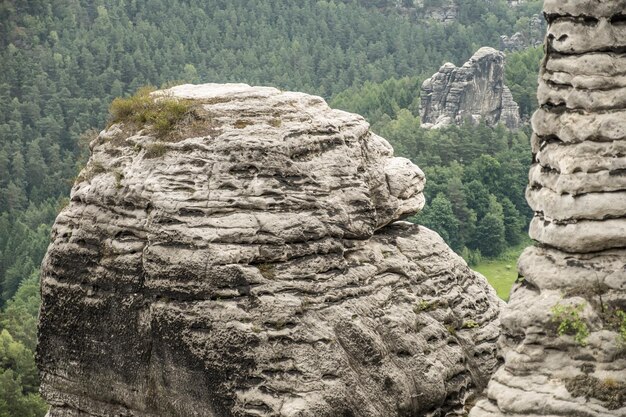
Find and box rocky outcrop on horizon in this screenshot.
[499,32,527,51]
[415,0,528,24]
[420,47,521,130]
[471,1,626,416]
[500,14,545,51]
[414,0,458,24]
[37,83,503,417]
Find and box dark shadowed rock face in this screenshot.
[420,47,521,130]
[38,84,502,417]
[471,1,626,416]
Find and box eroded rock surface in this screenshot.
[471,2,626,416]
[38,84,502,417]
[420,47,521,130]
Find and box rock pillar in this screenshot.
[419,47,521,130]
[471,0,626,415]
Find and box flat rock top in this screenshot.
[163,83,281,99]
[159,83,352,121]
[160,83,319,105]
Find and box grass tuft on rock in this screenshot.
[565,374,625,410]
[109,86,193,138]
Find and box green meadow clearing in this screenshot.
[473,239,532,301]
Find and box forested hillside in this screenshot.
[0,0,541,413]
[330,82,534,260]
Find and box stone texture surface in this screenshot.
[37,84,503,417]
[420,47,521,130]
[471,2,626,416]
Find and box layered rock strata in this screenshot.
[420,47,521,130]
[37,84,503,417]
[471,1,626,416]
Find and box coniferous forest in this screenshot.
[0,0,543,412]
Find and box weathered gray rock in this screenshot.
[38,84,503,417]
[547,19,626,54]
[471,2,626,416]
[414,0,458,24]
[543,54,626,90]
[526,185,626,220]
[500,32,527,52]
[544,0,626,19]
[528,163,626,195]
[528,217,626,253]
[500,14,545,52]
[472,248,626,417]
[420,47,521,130]
[531,108,626,148]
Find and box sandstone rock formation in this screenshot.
[500,14,545,51]
[415,0,459,24]
[500,32,527,52]
[471,1,626,416]
[38,84,503,417]
[420,47,521,130]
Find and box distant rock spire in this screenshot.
[420,47,521,130]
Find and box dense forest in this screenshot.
[0,0,542,413]
[330,77,536,260]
